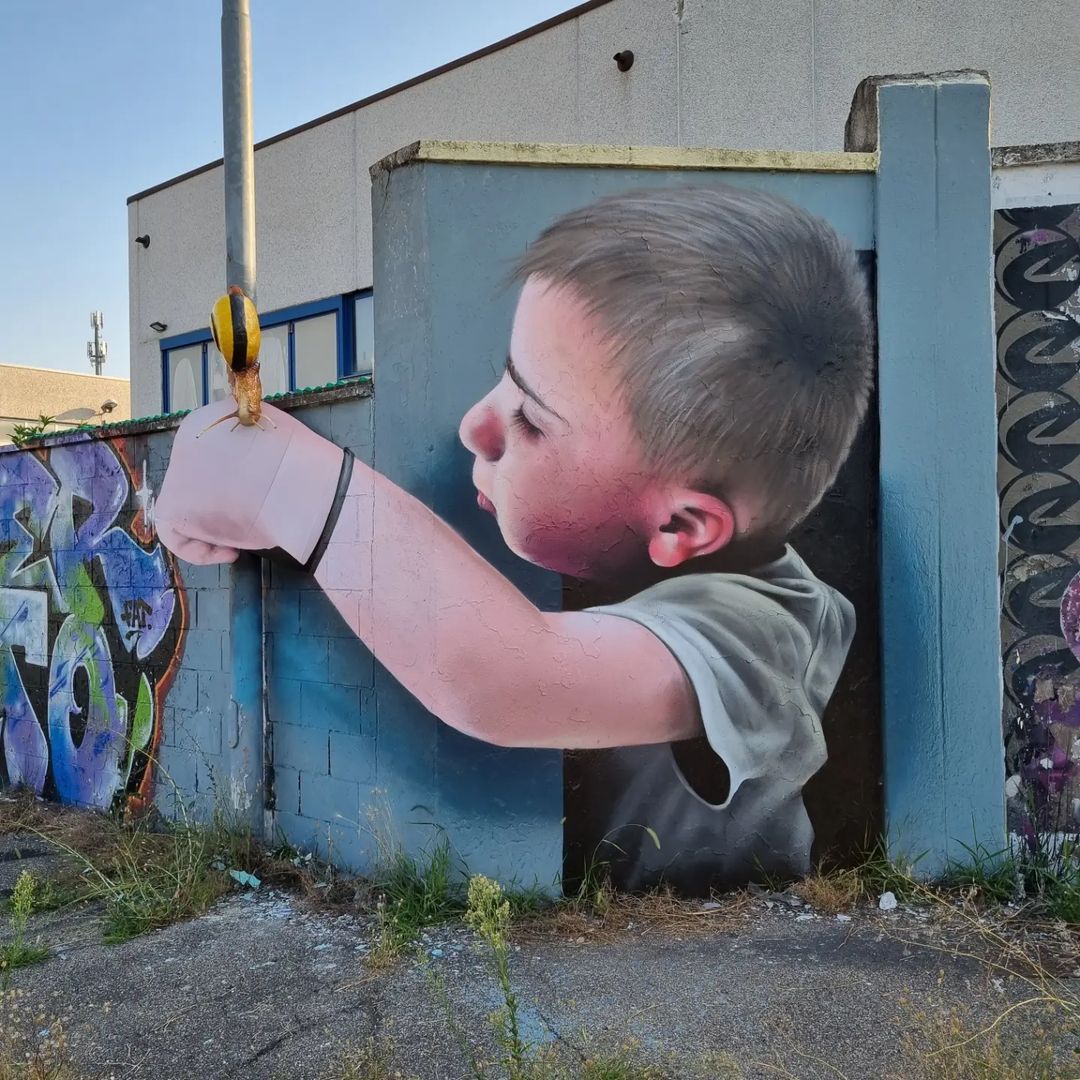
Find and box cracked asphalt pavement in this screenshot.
[0,829,1052,1079]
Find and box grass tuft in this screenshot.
[368,834,468,962]
[323,1037,412,1080]
[0,786,303,946]
[793,867,862,913]
[940,841,1022,906]
[897,995,1078,1080]
[576,1051,667,1080]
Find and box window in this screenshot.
[161,292,372,413]
[166,345,204,412]
[259,324,290,398]
[208,340,230,403]
[294,312,337,388]
[354,292,374,376]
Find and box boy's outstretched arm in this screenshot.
[156,400,700,750]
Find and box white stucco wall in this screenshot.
[129,0,1079,417]
[992,161,1080,209]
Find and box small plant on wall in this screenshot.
[9,414,56,448]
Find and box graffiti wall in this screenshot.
[997,202,1080,841]
[0,435,184,811]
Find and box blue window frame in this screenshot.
[161,290,373,413]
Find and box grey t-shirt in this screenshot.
[583,545,855,892]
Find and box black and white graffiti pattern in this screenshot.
[996,203,1080,839]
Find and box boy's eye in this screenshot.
[511,405,544,440]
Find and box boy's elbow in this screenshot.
[473,725,530,750]
[434,684,556,750]
[437,702,540,749]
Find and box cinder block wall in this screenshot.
[262,393,379,870]
[156,560,232,820]
[0,383,561,889]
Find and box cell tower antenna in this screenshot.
[87,311,108,375]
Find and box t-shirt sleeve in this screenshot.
[586,573,854,809]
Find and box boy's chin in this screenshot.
[508,536,653,585]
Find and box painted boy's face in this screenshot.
[459,276,657,580]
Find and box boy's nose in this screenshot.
[459,400,505,462]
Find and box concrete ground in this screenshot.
[0,827,1071,1080]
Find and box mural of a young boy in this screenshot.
[156,185,873,894]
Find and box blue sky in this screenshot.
[0,1,573,376]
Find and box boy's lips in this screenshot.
[476,489,496,515]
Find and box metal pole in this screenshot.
[221,0,265,836]
[221,0,256,299]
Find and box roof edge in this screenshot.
[127,0,617,205]
[370,140,880,176]
[0,362,131,382]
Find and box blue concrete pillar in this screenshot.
[849,72,1006,873]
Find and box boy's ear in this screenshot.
[646,490,736,569]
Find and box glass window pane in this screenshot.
[208,341,230,403]
[259,324,289,398]
[294,312,338,389]
[167,345,203,411]
[354,294,374,375]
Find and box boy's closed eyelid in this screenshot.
[512,403,545,438]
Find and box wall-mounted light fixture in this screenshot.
[149,321,168,333]
[135,235,150,248]
[613,50,634,72]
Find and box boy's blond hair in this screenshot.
[513,185,873,541]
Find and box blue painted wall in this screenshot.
[263,393,379,871]
[868,74,1005,873]
[370,154,878,887]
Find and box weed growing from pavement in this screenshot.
[897,991,1075,1080]
[789,831,1080,922]
[22,803,269,944]
[0,872,50,971]
[0,851,82,1080]
[438,873,706,1080]
[0,780,303,945]
[941,835,1080,923]
[369,834,468,963]
[323,1036,411,1080]
[792,865,862,914]
[465,875,527,1074]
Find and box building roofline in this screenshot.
[127,0,617,205]
[0,362,130,382]
[371,139,879,177]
